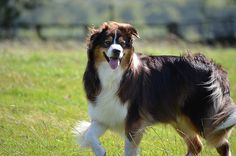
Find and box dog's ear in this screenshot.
[107,21,139,38]
[88,27,99,42]
[126,24,140,38]
[119,23,139,38]
[87,22,109,47]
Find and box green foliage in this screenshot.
[0,0,46,25]
[0,42,236,155]
[0,0,47,38]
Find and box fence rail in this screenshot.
[1,20,236,45]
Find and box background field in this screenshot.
[0,41,236,155]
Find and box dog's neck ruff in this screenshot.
[88,62,128,132]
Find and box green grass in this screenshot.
[0,42,236,156]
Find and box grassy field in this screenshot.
[0,41,236,156]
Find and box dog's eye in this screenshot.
[126,39,133,48]
[129,39,133,44]
[104,40,111,47]
[120,40,126,47]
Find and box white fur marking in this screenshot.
[89,62,128,133]
[124,137,140,156]
[73,121,91,148]
[74,121,107,155]
[204,72,223,111]
[107,44,124,58]
[186,153,194,156]
[107,30,124,59]
[113,30,117,44]
[132,53,141,69]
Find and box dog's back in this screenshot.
[120,52,236,155]
[120,53,236,131]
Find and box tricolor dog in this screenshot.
[74,21,236,156]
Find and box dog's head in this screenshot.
[87,21,139,70]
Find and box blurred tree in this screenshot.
[0,0,47,38]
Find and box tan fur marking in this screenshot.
[118,37,126,46]
[94,47,107,65]
[206,128,233,147]
[121,49,133,69]
[172,116,203,155]
[173,116,199,136]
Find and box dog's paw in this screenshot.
[94,147,106,156]
[73,121,91,148]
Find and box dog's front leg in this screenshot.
[124,137,140,156]
[124,120,145,156]
[85,121,107,156]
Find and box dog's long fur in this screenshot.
[74,21,236,156]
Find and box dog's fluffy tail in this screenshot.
[73,121,91,148]
[215,108,236,131]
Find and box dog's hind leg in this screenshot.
[173,116,203,156]
[216,140,231,156]
[207,99,236,156]
[186,135,202,156]
[176,129,203,156]
[206,129,233,156]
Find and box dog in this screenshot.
[74,21,236,156]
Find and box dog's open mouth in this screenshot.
[109,57,120,69]
[103,52,121,70]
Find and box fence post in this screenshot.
[166,22,184,40]
[35,24,46,40]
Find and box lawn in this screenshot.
[0,41,236,156]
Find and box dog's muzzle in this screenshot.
[103,44,124,70]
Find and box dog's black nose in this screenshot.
[112,49,121,57]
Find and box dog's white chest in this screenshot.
[88,63,128,131]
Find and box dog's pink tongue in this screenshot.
[109,58,120,70]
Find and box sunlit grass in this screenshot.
[0,41,235,155]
